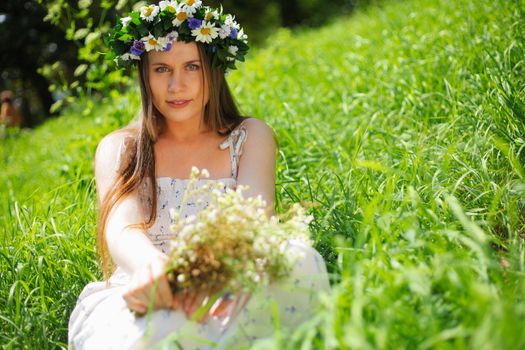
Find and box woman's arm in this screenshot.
[95,132,173,314]
[236,118,278,217]
[95,131,166,274]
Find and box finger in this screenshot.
[171,291,184,310]
[147,279,163,309]
[171,295,181,310]
[123,290,148,306]
[183,290,196,317]
[210,292,232,317]
[217,299,237,320]
[127,289,152,309]
[210,300,232,318]
[124,295,148,315]
[147,265,163,309]
[156,276,173,309]
[148,263,155,283]
[129,302,147,316]
[197,293,210,324]
[193,293,210,323]
[187,292,203,317]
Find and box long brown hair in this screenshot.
[96,43,247,279]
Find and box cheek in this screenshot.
[148,76,164,102]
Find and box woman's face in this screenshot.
[148,42,209,125]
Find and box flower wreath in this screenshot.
[104,0,249,71]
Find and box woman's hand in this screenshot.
[171,290,238,324]
[210,292,251,325]
[171,290,211,322]
[123,254,243,324]
[123,254,173,316]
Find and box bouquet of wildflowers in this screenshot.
[166,167,312,302]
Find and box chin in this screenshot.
[161,111,201,123]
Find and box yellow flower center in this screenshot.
[145,7,153,16]
[167,5,176,13]
[148,38,158,46]
[177,12,187,21]
[205,12,213,21]
[200,28,211,35]
[186,0,195,6]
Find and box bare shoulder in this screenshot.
[96,129,136,166]
[241,117,277,148]
[236,118,277,215]
[95,128,135,173]
[94,129,137,201]
[242,117,273,132]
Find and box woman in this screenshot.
[69,2,330,349]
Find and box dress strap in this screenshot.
[219,120,248,180]
[114,136,135,174]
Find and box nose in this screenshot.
[167,70,185,93]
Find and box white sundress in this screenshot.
[68,121,331,349]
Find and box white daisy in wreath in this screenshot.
[191,21,218,43]
[172,5,190,26]
[140,4,159,22]
[204,8,219,21]
[159,0,177,13]
[181,0,202,15]
[143,34,169,51]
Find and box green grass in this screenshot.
[1,0,525,348]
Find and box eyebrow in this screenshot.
[151,60,200,66]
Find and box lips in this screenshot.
[166,99,191,108]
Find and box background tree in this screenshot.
[0,1,78,127]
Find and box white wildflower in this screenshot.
[181,0,202,15]
[165,30,179,42]
[191,21,219,43]
[238,28,248,43]
[204,9,219,21]
[190,166,200,177]
[172,4,189,26]
[120,52,140,61]
[218,24,231,39]
[120,16,132,27]
[224,14,240,30]
[206,210,218,221]
[140,4,159,22]
[159,0,177,13]
[143,34,169,51]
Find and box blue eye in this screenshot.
[155,66,169,73]
[187,63,200,71]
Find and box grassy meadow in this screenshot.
[1,0,525,348]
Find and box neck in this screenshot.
[160,116,212,144]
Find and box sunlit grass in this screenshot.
[1,0,524,348]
